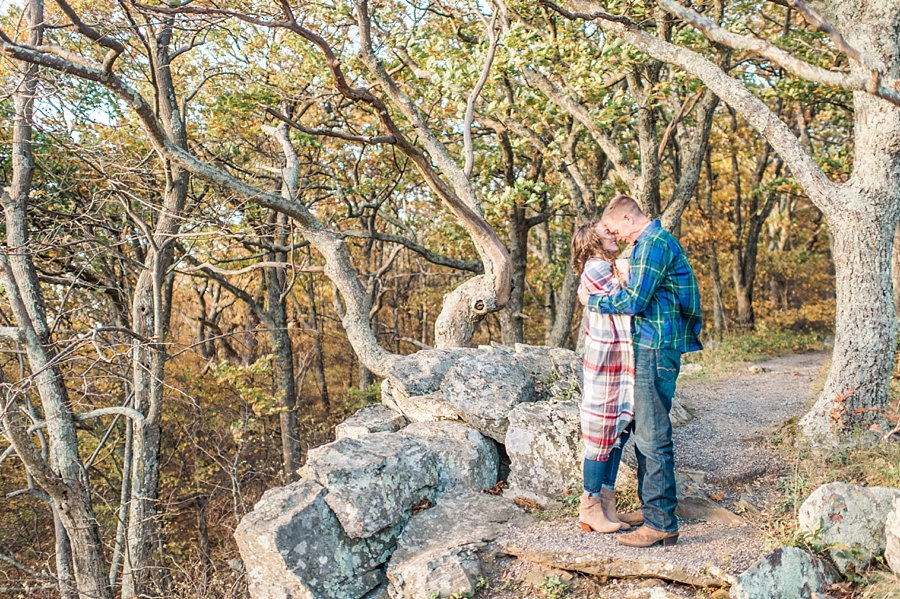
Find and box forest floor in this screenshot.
[477,351,844,599]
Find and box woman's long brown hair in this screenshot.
[571,221,624,285]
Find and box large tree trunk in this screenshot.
[801,204,897,438]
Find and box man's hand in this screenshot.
[577,283,589,307]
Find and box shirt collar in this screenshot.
[634,219,661,246]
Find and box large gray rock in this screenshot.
[886,495,900,575]
[303,433,439,539]
[234,480,397,599]
[730,547,834,599]
[442,348,536,442]
[385,348,473,397]
[398,421,499,494]
[798,482,900,573]
[381,379,459,424]
[386,492,530,599]
[505,400,582,498]
[335,405,409,440]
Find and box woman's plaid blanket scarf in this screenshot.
[580,258,635,461]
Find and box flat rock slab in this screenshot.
[498,519,766,587]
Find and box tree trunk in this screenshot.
[800,205,897,438]
[499,201,528,346]
[732,264,755,330]
[122,20,189,598]
[547,260,580,348]
[709,247,727,334]
[305,276,330,407]
[892,220,900,316]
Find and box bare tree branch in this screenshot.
[339,230,483,273]
[464,7,500,177]
[657,0,900,106]
[541,0,838,209]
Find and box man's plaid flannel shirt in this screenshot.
[587,220,703,353]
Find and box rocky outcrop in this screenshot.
[505,400,582,498]
[234,480,398,599]
[397,421,499,494]
[386,492,530,599]
[303,433,439,539]
[885,495,900,575]
[798,482,900,574]
[441,348,536,442]
[336,405,409,440]
[729,547,835,599]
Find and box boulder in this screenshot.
[335,405,409,440]
[398,421,499,494]
[381,379,460,423]
[730,547,834,599]
[303,433,439,539]
[385,348,472,397]
[442,348,536,441]
[505,400,582,498]
[234,480,397,599]
[798,482,900,573]
[386,492,530,599]
[886,495,900,575]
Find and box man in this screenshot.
[577,195,702,548]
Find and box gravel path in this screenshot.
[674,352,828,486]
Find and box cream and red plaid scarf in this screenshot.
[580,258,635,461]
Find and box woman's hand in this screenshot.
[577,283,590,306]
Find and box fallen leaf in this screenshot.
[513,497,544,512]
[482,481,508,496]
[411,497,433,515]
[708,492,724,502]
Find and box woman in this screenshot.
[571,221,635,533]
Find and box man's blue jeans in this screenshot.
[624,345,681,532]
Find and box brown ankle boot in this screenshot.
[600,488,630,531]
[618,508,644,526]
[616,524,679,548]
[579,495,620,533]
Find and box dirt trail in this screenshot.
[674,352,828,487]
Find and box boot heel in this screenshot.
[580,522,593,532]
[661,534,679,547]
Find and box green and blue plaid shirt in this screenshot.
[588,220,703,352]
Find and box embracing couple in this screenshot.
[573,194,702,549]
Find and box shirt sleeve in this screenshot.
[581,260,619,295]
[588,237,672,315]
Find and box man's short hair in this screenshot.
[602,194,645,221]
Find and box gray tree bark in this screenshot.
[0,2,112,597]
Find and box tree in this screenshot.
[540,0,900,440]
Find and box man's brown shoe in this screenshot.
[616,525,679,548]
[617,508,644,526]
